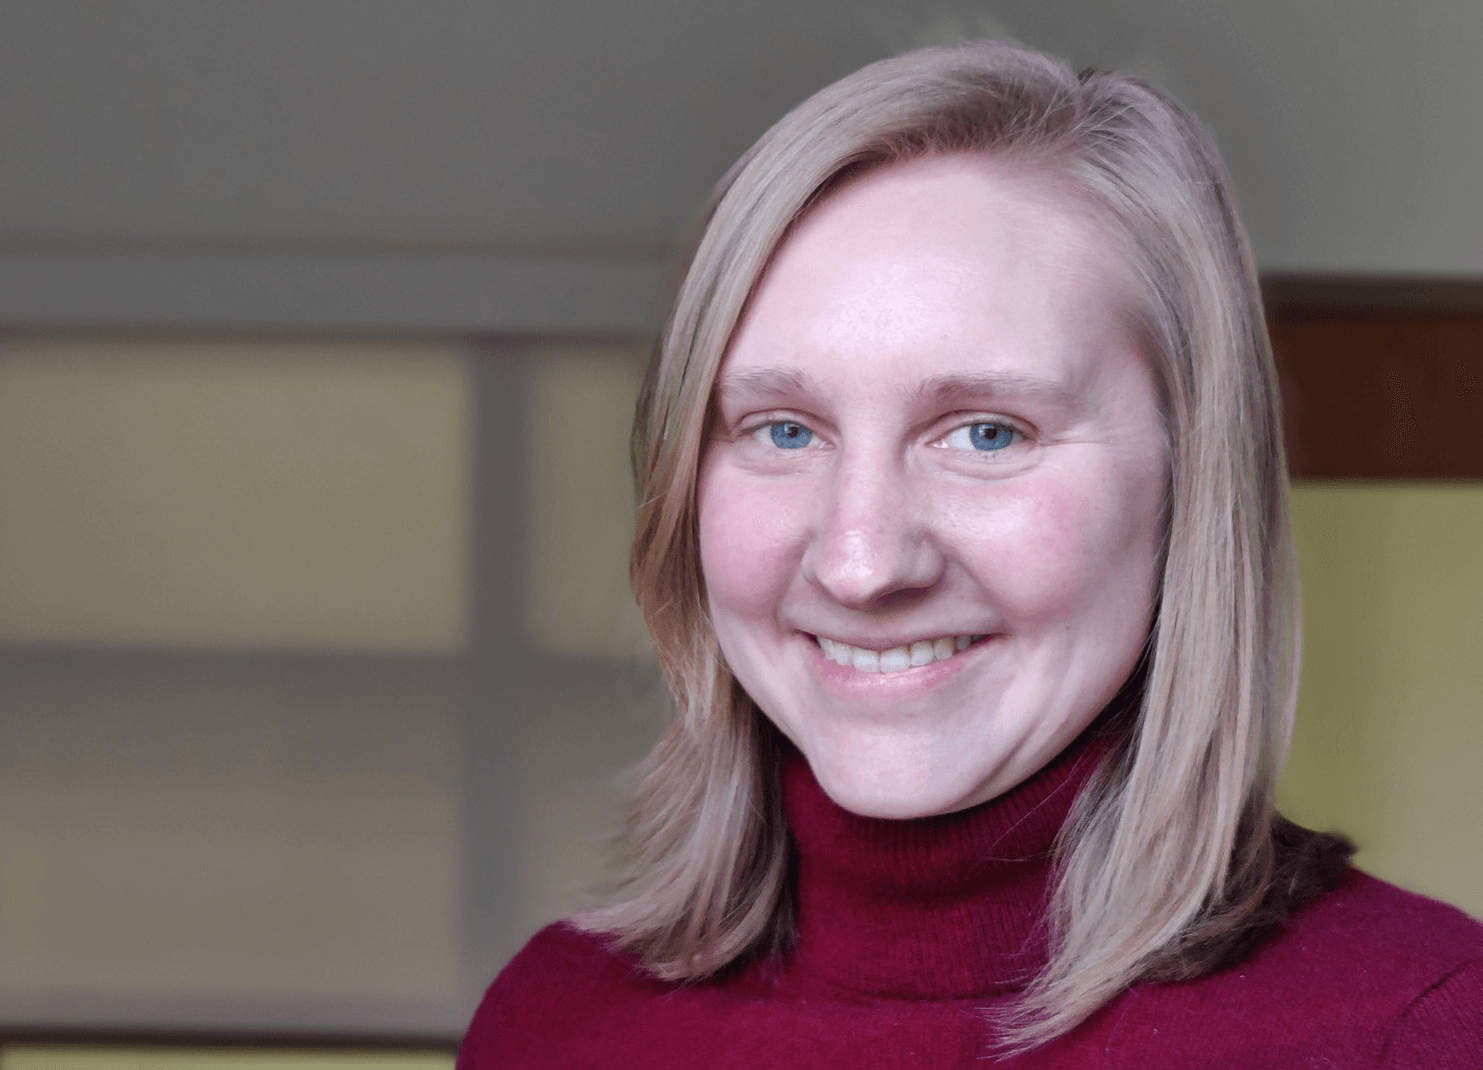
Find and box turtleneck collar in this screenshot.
[776,728,1109,1002]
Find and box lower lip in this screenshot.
[806,635,991,697]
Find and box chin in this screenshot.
[806,750,991,820]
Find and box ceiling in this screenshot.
[1,0,1479,274]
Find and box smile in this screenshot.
[814,634,988,674]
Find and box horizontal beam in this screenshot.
[1263,274,1483,313]
[0,250,668,335]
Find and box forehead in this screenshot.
[721,154,1135,396]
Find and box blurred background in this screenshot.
[0,1,1480,1065]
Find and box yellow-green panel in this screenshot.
[0,779,462,999]
[0,338,468,652]
[1282,483,1483,918]
[0,1047,454,1070]
[523,348,652,658]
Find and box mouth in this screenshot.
[813,633,989,674]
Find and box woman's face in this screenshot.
[696,154,1166,819]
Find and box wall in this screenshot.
[1282,484,1483,917]
[0,339,473,1031]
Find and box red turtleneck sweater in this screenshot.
[459,740,1483,1068]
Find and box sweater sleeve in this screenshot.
[1380,956,1483,1069]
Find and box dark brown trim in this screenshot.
[1261,276,1483,480]
[1262,274,1483,315]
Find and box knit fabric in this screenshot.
[459,738,1483,1068]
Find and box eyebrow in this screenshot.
[713,366,822,403]
[716,366,1081,411]
[916,371,1081,411]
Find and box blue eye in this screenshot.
[968,422,1014,451]
[767,421,813,449]
[952,421,1016,452]
[939,420,1020,454]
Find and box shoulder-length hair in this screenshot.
[581,38,1342,1050]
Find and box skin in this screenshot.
[695,154,1168,819]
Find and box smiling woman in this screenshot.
[458,40,1483,1068]
[698,156,1165,820]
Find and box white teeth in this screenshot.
[816,634,984,674]
[879,646,912,673]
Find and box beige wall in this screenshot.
[1281,484,1483,917]
[0,341,662,1031]
[0,338,468,652]
[523,349,650,660]
[0,339,473,1031]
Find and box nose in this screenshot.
[801,450,945,609]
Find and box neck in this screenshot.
[776,730,1108,1001]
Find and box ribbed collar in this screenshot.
[777,730,1108,1002]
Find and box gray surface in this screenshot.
[2,0,1482,280]
[0,250,666,334]
[0,645,469,1033]
[0,0,879,253]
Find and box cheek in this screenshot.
[952,465,1163,626]
[696,461,807,619]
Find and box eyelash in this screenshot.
[747,418,820,451]
[739,414,1030,456]
[937,418,1024,455]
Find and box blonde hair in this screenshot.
[582,39,1337,1050]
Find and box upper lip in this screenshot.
[803,629,989,651]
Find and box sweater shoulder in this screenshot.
[1110,869,1483,1066]
[456,921,670,1070]
[1282,868,1483,984]
[1306,874,1483,1067]
[1381,956,1483,1067]
[455,922,993,1070]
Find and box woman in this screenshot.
[461,40,1483,1067]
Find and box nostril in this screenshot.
[803,525,945,609]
